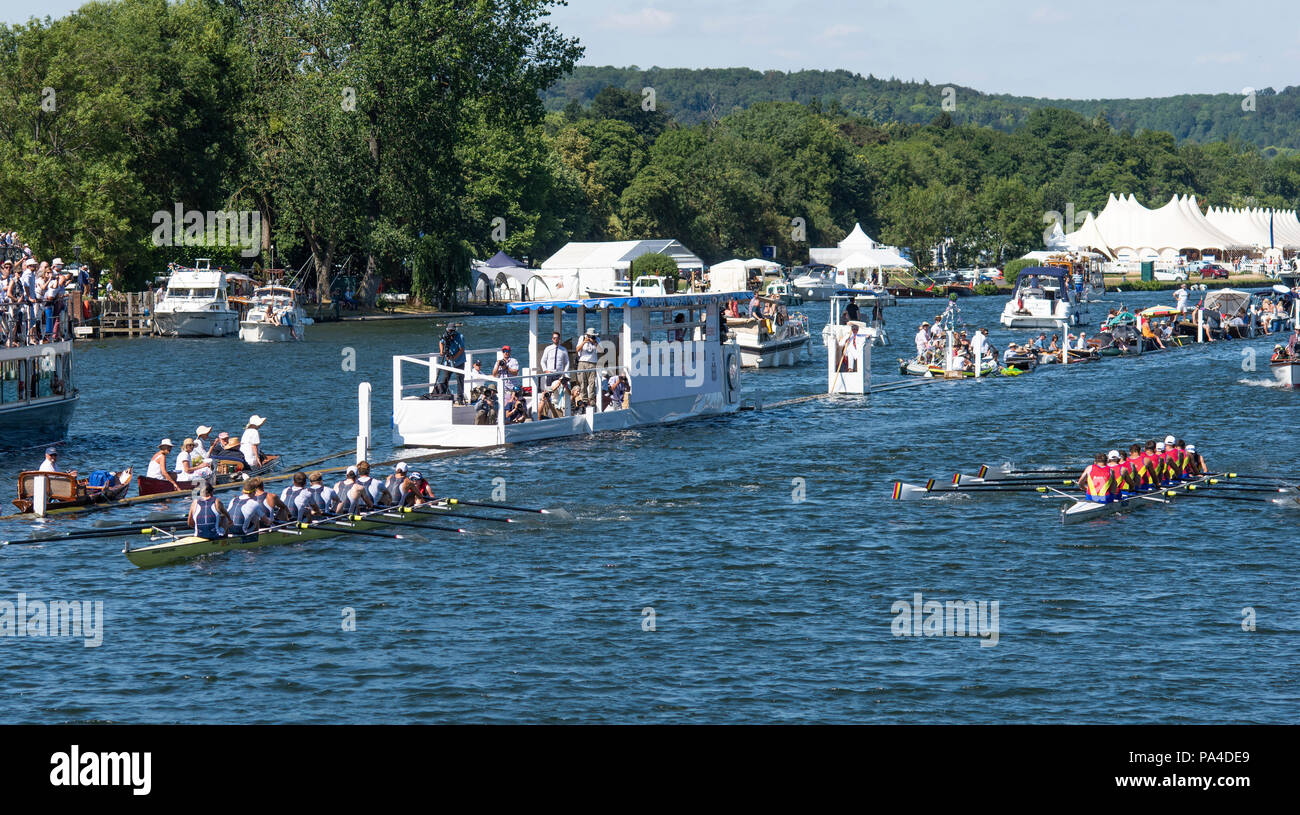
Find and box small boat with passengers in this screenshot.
[999,266,1088,329]
[236,284,311,342]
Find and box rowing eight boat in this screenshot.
[124,501,467,568]
[1059,475,1214,524]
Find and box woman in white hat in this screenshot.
[194,425,214,459]
[147,439,180,490]
[240,415,268,468]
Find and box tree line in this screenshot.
[2,2,1298,300]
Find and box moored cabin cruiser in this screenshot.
[726,294,810,368]
[789,265,837,301]
[153,259,239,337]
[237,285,310,342]
[999,266,1088,329]
[391,292,746,447]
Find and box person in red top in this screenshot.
[1077,453,1117,503]
[1119,445,1144,497]
[1105,450,1127,499]
[1186,444,1207,476]
[1141,440,1163,489]
[1161,435,1181,484]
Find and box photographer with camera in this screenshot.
[575,327,600,406]
[435,322,467,404]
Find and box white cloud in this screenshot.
[1030,6,1069,24]
[599,7,676,31]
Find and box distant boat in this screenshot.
[153,259,239,337]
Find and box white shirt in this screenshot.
[39,457,56,472]
[240,427,261,466]
[971,332,987,359]
[1174,289,1188,309]
[540,342,569,373]
[577,337,599,364]
[494,356,520,391]
[194,437,209,458]
[914,329,929,355]
[147,453,169,480]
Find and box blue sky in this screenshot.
[4,0,1296,98]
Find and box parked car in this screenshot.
[1153,269,1188,282]
[1199,264,1229,279]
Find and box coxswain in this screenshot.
[187,481,231,540]
[1186,444,1207,476]
[147,439,180,490]
[226,481,269,534]
[1077,453,1117,504]
[401,471,435,506]
[240,414,269,468]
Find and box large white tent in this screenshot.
[1065,193,1255,260]
[1205,206,1300,250]
[535,238,703,298]
[810,222,911,267]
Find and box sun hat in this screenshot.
[196,425,212,435]
[159,438,173,447]
[248,414,267,427]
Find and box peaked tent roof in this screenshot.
[485,250,525,268]
[540,239,702,271]
[838,222,878,249]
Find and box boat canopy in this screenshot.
[1203,288,1251,316]
[506,292,749,313]
[1013,266,1070,287]
[1139,305,1183,318]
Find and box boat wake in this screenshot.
[1237,378,1290,389]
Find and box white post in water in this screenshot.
[946,330,955,373]
[33,475,48,518]
[357,381,371,464]
[1059,321,1068,364]
[1197,307,1204,343]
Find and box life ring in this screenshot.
[726,350,740,397]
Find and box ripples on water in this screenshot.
[1,291,1296,723]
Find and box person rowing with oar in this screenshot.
[252,477,292,524]
[1123,444,1149,496]
[226,480,270,534]
[188,481,232,540]
[383,461,409,505]
[352,461,385,510]
[1076,453,1117,504]
[1185,444,1207,476]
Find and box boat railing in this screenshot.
[396,351,631,430]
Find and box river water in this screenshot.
[1,289,1296,723]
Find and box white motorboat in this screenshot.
[237,285,310,342]
[999,266,1088,329]
[152,259,239,337]
[1271,359,1299,387]
[764,281,803,306]
[789,266,837,301]
[726,299,810,368]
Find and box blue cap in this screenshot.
[45,447,57,455]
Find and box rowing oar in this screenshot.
[444,498,555,515]
[2,524,182,547]
[415,504,515,523]
[299,524,420,541]
[890,480,1080,499]
[335,513,466,534]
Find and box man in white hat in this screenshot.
[19,258,38,336]
[914,322,930,360]
[240,415,268,468]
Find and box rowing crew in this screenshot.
[1076,435,1208,504]
[185,461,435,539]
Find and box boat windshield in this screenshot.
[168,287,218,299]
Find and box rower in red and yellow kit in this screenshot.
[1119,445,1145,497]
[1077,453,1118,503]
[1141,440,1162,491]
[1171,438,1191,480]
[1104,450,1128,499]
[1155,440,1176,486]
[1185,444,1207,476]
